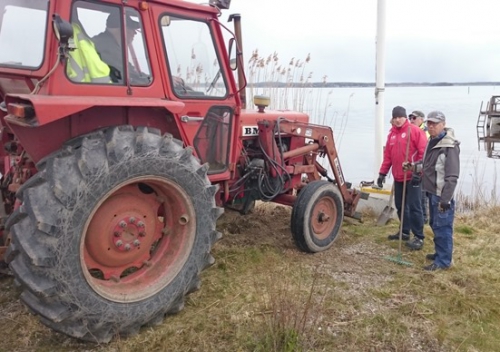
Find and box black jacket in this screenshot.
[92,30,149,85]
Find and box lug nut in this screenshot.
[129,217,136,224]
[138,231,146,237]
[124,244,131,251]
[116,240,123,247]
[133,240,140,247]
[114,231,121,237]
[137,221,145,228]
[119,221,127,228]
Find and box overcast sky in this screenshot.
[192,0,500,83]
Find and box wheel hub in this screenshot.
[81,178,197,302]
[317,211,331,223]
[112,216,147,251]
[84,185,162,277]
[311,198,336,240]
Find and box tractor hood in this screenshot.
[238,108,310,137]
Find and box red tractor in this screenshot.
[0,0,365,342]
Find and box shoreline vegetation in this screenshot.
[248,81,500,88]
[244,51,498,89]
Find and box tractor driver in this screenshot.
[92,12,150,85]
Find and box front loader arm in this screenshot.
[257,118,365,218]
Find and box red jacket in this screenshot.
[379,120,428,182]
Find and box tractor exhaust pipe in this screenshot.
[228,14,246,109]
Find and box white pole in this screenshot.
[374,0,386,180]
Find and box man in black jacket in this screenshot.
[92,12,149,85]
[404,111,460,271]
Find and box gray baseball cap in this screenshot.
[427,110,446,123]
[409,110,425,118]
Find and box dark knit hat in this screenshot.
[392,106,407,119]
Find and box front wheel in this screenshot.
[6,126,223,342]
[291,180,344,253]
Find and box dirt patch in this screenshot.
[220,203,394,296]
[217,203,295,250]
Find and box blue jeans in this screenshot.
[394,180,424,239]
[429,194,455,268]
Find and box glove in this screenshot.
[402,161,414,172]
[108,65,122,83]
[377,174,386,188]
[410,174,421,186]
[439,202,451,212]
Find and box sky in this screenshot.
[188,0,500,83]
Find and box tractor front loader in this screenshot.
[229,113,365,252]
[0,0,365,343]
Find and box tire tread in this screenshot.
[6,125,221,343]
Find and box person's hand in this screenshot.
[129,66,151,85]
[173,76,196,94]
[410,174,421,186]
[377,174,386,188]
[439,202,451,212]
[402,161,414,172]
[108,65,122,83]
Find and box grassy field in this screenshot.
[1,203,499,352]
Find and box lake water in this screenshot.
[251,85,500,199]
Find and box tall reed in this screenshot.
[246,51,354,182]
[247,51,313,112]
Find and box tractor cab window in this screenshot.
[69,1,152,85]
[193,106,232,173]
[0,0,49,69]
[160,15,228,98]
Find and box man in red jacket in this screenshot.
[377,106,428,250]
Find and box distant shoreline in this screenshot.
[249,82,500,88]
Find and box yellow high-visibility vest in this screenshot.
[420,123,430,139]
[66,23,111,83]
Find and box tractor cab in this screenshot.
[0,0,240,173]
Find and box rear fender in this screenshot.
[3,94,185,127]
[3,95,187,164]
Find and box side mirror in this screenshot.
[52,14,73,46]
[228,38,237,70]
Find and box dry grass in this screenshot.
[1,203,500,351]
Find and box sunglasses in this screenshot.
[409,115,420,120]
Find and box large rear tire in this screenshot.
[291,180,344,253]
[6,126,223,342]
